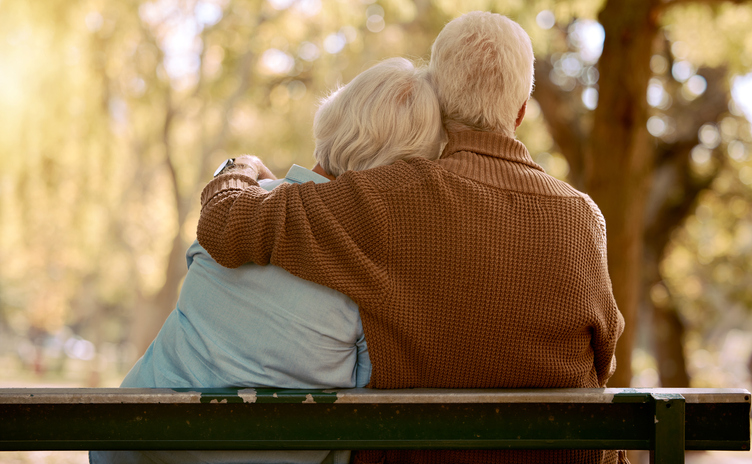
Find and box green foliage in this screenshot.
[663,130,752,342]
[663,2,752,74]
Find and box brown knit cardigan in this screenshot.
[198,130,626,464]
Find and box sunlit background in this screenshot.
[1,0,751,462]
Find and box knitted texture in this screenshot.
[198,130,626,464]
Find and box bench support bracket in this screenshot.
[650,393,685,464]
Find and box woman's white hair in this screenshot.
[313,57,443,177]
[428,11,534,137]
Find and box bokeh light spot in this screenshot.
[561,55,581,77]
[195,1,223,27]
[287,80,306,100]
[261,48,295,75]
[366,15,385,33]
[268,0,294,10]
[568,20,604,63]
[686,75,707,96]
[85,11,103,32]
[672,61,693,82]
[691,145,712,165]
[536,10,555,30]
[731,73,752,122]
[64,337,96,361]
[294,0,321,16]
[698,124,720,149]
[366,4,384,18]
[740,166,752,185]
[582,87,598,110]
[647,116,666,137]
[650,55,668,74]
[671,41,690,59]
[728,140,747,161]
[298,41,320,61]
[647,79,666,107]
[323,33,346,53]
[340,26,358,43]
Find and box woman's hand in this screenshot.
[233,155,277,181]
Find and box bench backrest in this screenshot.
[2,387,749,463]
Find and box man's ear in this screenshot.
[515,101,527,130]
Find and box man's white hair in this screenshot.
[314,57,443,177]
[428,11,534,137]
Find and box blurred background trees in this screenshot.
[0,0,751,394]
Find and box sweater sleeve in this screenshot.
[196,170,391,308]
[592,268,624,388]
[582,194,625,387]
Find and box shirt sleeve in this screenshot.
[197,171,391,308]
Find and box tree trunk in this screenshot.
[131,89,189,356]
[585,0,661,387]
[132,231,188,356]
[654,300,691,387]
[129,40,258,356]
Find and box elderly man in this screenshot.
[198,12,625,464]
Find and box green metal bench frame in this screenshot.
[1,387,749,464]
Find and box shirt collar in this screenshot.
[258,164,331,191]
[284,164,331,184]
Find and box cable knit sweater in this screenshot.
[198,130,625,464]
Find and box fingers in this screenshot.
[256,163,276,181]
[234,155,261,167]
[218,155,277,181]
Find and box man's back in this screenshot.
[360,130,619,389]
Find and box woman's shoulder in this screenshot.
[335,157,446,193]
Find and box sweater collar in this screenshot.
[440,130,544,172]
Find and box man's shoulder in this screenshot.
[573,191,607,235]
[540,173,584,197]
[530,178,607,233]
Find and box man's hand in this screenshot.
[232,155,277,181]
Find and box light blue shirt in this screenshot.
[91,165,369,464]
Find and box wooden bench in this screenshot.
[1,387,749,464]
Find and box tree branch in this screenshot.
[663,0,748,6]
[655,0,750,14]
[644,66,730,256]
[194,15,269,195]
[532,59,586,189]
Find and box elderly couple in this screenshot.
[93,11,625,464]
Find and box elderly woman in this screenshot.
[90,57,443,464]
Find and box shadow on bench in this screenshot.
[1,387,750,464]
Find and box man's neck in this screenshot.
[444,121,516,139]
